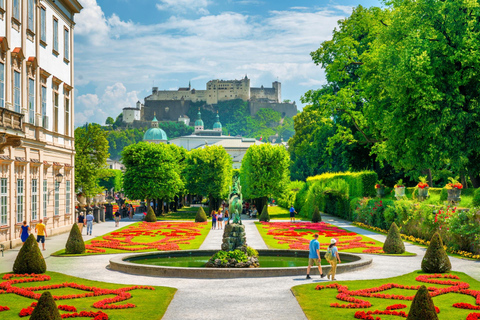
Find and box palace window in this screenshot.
[13,0,20,21]
[27,0,34,31]
[65,97,70,135]
[53,91,58,132]
[40,7,46,44]
[32,179,38,220]
[0,63,4,108]
[54,181,59,215]
[64,28,69,61]
[0,178,7,225]
[17,179,23,222]
[43,180,47,217]
[66,180,70,214]
[29,79,35,124]
[53,17,58,53]
[42,86,47,128]
[14,71,21,112]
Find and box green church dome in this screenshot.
[195,109,204,127]
[213,112,222,129]
[143,115,168,141]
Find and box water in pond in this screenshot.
[129,255,329,268]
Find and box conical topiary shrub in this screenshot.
[144,206,157,222]
[65,223,85,254]
[30,291,61,320]
[383,222,405,254]
[259,205,270,222]
[311,206,321,223]
[406,285,438,320]
[13,234,46,274]
[421,232,451,273]
[195,206,208,222]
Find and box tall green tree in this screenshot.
[75,124,110,197]
[99,169,123,192]
[240,143,290,210]
[184,145,233,213]
[122,142,184,211]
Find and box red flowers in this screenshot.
[316,273,480,319]
[85,221,206,253]
[417,182,429,189]
[260,222,383,253]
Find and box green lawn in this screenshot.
[53,221,211,256]
[0,271,176,320]
[267,206,310,220]
[157,206,201,221]
[255,221,414,255]
[292,270,480,320]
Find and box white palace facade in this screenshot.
[0,0,82,249]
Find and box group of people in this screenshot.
[19,220,47,250]
[306,234,341,280]
[211,210,229,229]
[77,212,95,235]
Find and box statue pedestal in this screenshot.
[221,223,246,251]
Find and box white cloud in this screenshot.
[156,0,210,14]
[75,0,109,45]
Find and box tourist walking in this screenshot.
[289,205,297,223]
[35,219,47,251]
[326,238,341,280]
[217,210,223,229]
[86,211,94,235]
[114,210,121,227]
[77,213,85,234]
[306,233,325,279]
[224,210,229,225]
[211,210,217,230]
[19,221,30,244]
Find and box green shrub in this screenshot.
[195,206,208,222]
[65,223,85,254]
[294,182,309,215]
[406,285,438,320]
[439,188,448,201]
[259,205,270,222]
[421,232,451,273]
[307,171,377,198]
[383,222,405,254]
[448,209,480,252]
[311,207,321,223]
[13,234,46,274]
[472,188,480,207]
[144,206,157,222]
[208,249,248,266]
[246,246,258,257]
[30,291,61,320]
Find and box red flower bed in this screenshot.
[260,222,383,253]
[315,274,480,319]
[85,221,206,253]
[0,274,155,319]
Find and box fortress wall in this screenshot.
[250,87,278,102]
[249,101,298,118]
[147,90,206,102]
[143,100,192,122]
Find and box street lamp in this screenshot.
[55,173,64,184]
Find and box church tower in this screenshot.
[194,109,204,132]
[213,111,222,132]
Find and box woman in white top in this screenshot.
[217,210,224,229]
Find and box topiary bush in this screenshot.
[421,232,451,273]
[406,285,438,320]
[13,234,46,274]
[30,291,61,320]
[311,206,321,223]
[144,206,157,222]
[195,206,208,222]
[258,205,270,222]
[472,188,480,207]
[383,222,405,254]
[65,223,85,254]
[439,188,448,201]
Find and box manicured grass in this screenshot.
[0,271,176,320]
[268,206,309,220]
[53,221,210,256]
[292,270,480,320]
[157,206,201,221]
[255,221,414,255]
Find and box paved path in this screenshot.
[1,215,479,320]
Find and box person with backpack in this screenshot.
[326,238,341,280]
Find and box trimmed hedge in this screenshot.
[13,234,46,274]
[406,285,438,320]
[421,232,451,273]
[195,207,208,222]
[311,207,321,223]
[30,291,62,320]
[144,206,157,222]
[65,223,85,254]
[383,222,405,254]
[307,171,377,198]
[259,205,270,222]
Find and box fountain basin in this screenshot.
[109,249,372,278]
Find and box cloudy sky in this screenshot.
[74,0,381,126]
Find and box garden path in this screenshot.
[1,216,479,319]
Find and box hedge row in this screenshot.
[306,171,377,198]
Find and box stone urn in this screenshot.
[376,187,385,198]
[394,187,405,200]
[447,188,461,203]
[77,194,86,206]
[417,187,429,201]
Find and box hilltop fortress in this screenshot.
[123,76,297,124]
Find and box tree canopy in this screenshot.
[74,124,110,197]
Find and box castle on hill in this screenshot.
[122,76,297,125]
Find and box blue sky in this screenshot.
[73,0,382,126]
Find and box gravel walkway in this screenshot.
[1,215,479,320]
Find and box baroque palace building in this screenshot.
[0,0,82,249]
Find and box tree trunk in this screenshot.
[422,169,433,187]
[469,170,480,188]
[460,173,468,189]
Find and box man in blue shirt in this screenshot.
[289,205,296,223]
[306,233,325,279]
[86,212,94,236]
